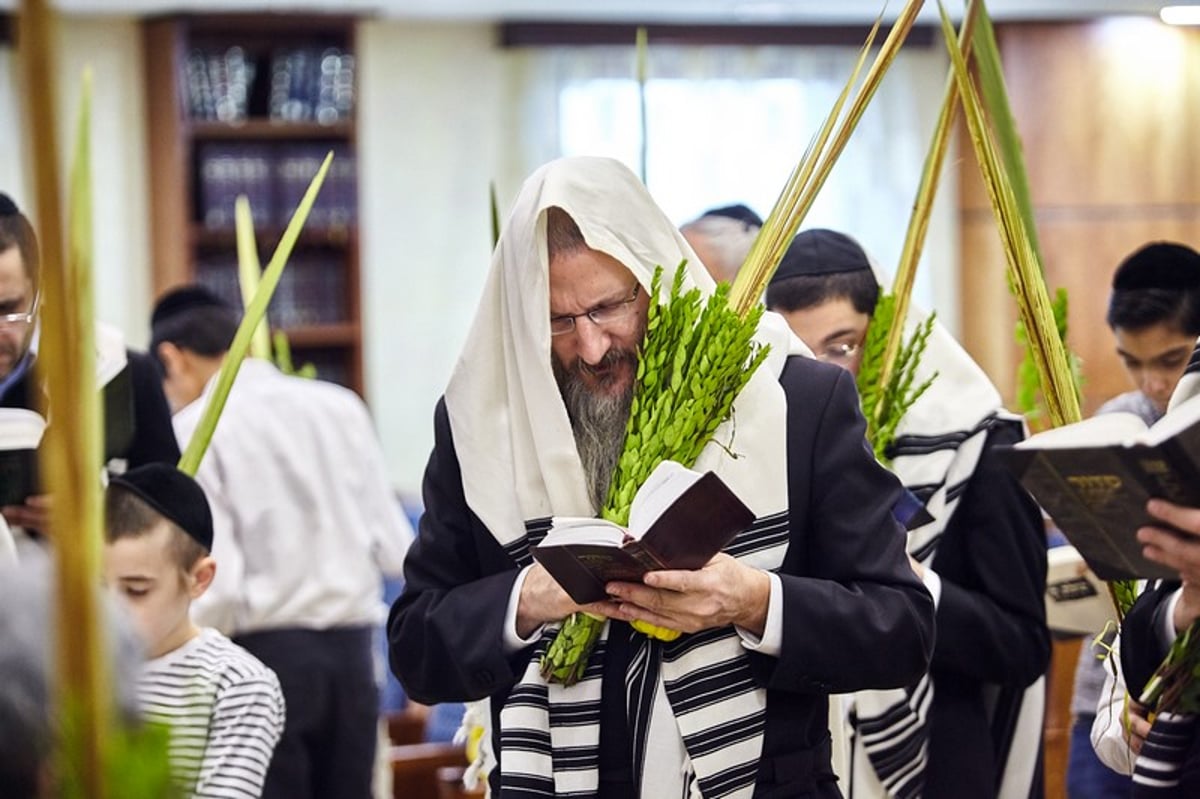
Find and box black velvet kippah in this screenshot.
[150,285,231,328]
[0,193,19,217]
[110,464,214,552]
[772,228,871,283]
[1112,242,1200,292]
[702,204,763,228]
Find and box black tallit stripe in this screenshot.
[887,416,998,458]
[498,773,556,796]
[682,711,765,758]
[626,637,660,791]
[910,536,940,565]
[945,476,970,504]
[662,626,733,660]
[664,659,758,714]
[500,727,552,753]
[697,760,762,799]
[546,703,602,727]
[725,514,790,558]
[858,676,932,738]
[988,683,1024,794]
[553,745,607,770]
[907,483,940,504]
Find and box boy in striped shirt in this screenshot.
[104,463,286,799]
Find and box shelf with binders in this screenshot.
[145,13,364,395]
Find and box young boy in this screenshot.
[104,463,285,799]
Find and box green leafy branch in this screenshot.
[856,293,937,464]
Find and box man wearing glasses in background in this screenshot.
[0,192,178,542]
[766,229,1050,799]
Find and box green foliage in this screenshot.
[59,702,177,799]
[540,263,771,685]
[271,331,317,380]
[856,293,937,464]
[1014,287,1083,423]
[1140,620,1200,715]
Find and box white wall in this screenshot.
[357,21,532,493]
[0,16,150,346]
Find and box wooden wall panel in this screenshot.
[959,20,1200,414]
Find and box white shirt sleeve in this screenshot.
[736,571,782,656]
[503,566,546,653]
[1090,636,1136,775]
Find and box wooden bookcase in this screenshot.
[143,14,363,394]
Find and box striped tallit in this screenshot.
[847,302,1040,799]
[442,157,805,797]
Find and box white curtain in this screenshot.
[509,41,960,330]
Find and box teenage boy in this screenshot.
[766,228,1049,799]
[104,463,285,799]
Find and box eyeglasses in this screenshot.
[818,341,861,364]
[0,294,36,327]
[550,283,641,337]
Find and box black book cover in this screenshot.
[531,470,756,605]
[1002,443,1195,581]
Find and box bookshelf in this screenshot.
[143,14,363,393]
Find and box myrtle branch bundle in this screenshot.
[540,268,769,685]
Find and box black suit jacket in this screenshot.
[921,420,1050,798]
[389,356,935,798]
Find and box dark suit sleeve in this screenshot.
[387,400,531,705]
[752,361,935,694]
[1121,580,1179,699]
[929,422,1050,686]
[123,350,181,467]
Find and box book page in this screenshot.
[628,460,703,538]
[538,517,627,549]
[1145,393,1200,446]
[0,408,46,451]
[1016,412,1148,450]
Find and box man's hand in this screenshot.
[1,494,52,536]
[516,562,620,639]
[1139,499,1200,632]
[606,554,772,637]
[908,553,925,580]
[1123,697,1153,757]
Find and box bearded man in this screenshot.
[388,156,935,799]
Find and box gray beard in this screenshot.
[553,354,635,512]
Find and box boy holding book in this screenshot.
[104,463,285,799]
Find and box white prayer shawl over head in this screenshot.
[443,156,800,799]
[847,241,1041,799]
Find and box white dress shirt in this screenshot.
[174,359,413,635]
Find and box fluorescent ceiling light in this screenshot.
[1161,5,1200,25]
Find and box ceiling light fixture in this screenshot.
[1161,5,1200,25]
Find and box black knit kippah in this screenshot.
[771,228,871,283]
[109,464,214,552]
[702,204,763,228]
[150,285,231,328]
[0,193,19,217]
[1112,242,1200,292]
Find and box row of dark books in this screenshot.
[197,142,357,229]
[185,45,355,123]
[195,251,348,329]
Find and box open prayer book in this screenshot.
[531,460,755,605]
[1005,394,1200,581]
[0,408,46,507]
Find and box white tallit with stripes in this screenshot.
[443,156,804,798]
[845,298,1040,799]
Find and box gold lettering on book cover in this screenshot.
[1066,475,1124,508]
